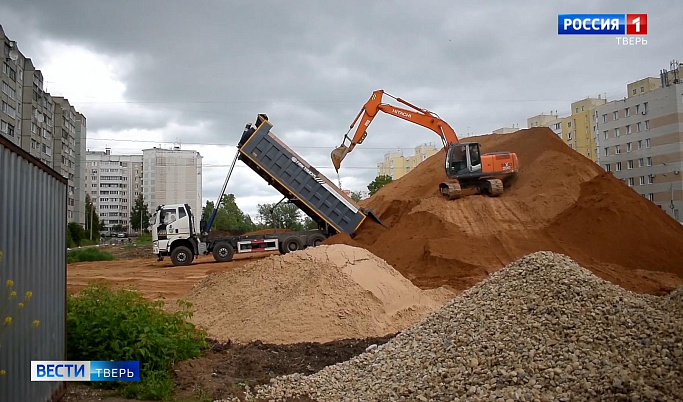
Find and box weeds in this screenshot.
[67,283,208,400]
[67,248,115,263]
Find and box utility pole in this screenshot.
[90,202,94,240]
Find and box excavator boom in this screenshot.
[331,89,459,171]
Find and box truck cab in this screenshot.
[152,203,199,265]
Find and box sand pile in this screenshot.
[327,128,683,294]
[185,244,453,344]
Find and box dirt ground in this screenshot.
[60,335,394,402]
[67,251,278,301]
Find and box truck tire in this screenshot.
[308,233,326,247]
[280,237,303,254]
[213,242,234,262]
[171,246,193,266]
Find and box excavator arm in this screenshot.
[331,89,460,171]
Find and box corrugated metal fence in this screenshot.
[0,136,67,401]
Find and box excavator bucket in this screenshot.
[331,145,349,172]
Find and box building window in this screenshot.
[643,102,648,113]
[637,122,641,132]
[648,174,654,184]
[605,164,611,172]
[567,132,572,140]
[603,131,608,140]
[638,158,644,167]
[646,138,651,148]
[615,145,621,154]
[627,142,632,152]
[635,104,640,114]
[628,177,634,186]
[641,86,645,93]
[628,160,634,169]
[647,157,652,166]
[614,128,619,137]
[625,107,630,117]
[613,111,619,120]
[604,147,609,156]
[648,193,654,201]
[645,120,649,130]
[632,88,637,95]
[639,176,645,185]
[602,114,607,123]
[616,162,622,171]
[637,140,642,150]
[625,125,631,134]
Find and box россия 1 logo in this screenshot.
[558,14,647,45]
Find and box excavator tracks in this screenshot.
[481,178,504,197]
[440,181,462,200]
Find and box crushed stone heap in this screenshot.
[185,244,453,344]
[255,251,683,402]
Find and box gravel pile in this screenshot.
[254,251,683,401]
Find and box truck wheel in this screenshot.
[171,246,193,266]
[213,242,234,262]
[281,237,303,254]
[308,234,326,247]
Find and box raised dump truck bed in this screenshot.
[236,115,374,236]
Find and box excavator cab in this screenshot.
[445,143,482,177]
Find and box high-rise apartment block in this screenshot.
[1,25,87,225]
[377,142,439,180]
[142,147,203,232]
[527,113,563,137]
[85,149,143,232]
[596,62,683,223]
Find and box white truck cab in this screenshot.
[152,203,199,265]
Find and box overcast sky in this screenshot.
[1,1,681,219]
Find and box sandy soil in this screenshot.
[67,252,278,301]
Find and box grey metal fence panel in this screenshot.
[0,137,67,402]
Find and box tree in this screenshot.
[202,195,254,233]
[67,222,85,246]
[111,224,125,233]
[130,194,151,233]
[350,191,363,203]
[257,202,303,231]
[84,194,101,240]
[302,216,319,230]
[367,175,393,196]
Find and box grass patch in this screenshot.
[67,283,208,400]
[67,248,115,264]
[124,234,153,249]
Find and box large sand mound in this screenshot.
[185,244,453,344]
[327,127,683,294]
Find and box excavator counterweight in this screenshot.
[332,90,519,198]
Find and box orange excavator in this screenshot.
[331,89,519,199]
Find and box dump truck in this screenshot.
[152,114,380,266]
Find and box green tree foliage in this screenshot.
[84,194,101,239]
[257,202,303,230]
[205,194,254,233]
[130,194,152,233]
[67,222,85,246]
[367,174,393,196]
[350,191,363,203]
[302,216,319,230]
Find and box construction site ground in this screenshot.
[65,128,683,401]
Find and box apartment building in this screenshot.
[1,27,24,147]
[596,69,683,223]
[142,147,203,232]
[85,149,144,232]
[527,113,563,137]
[492,127,520,135]
[564,97,606,162]
[2,24,87,225]
[377,143,439,179]
[74,112,87,225]
[53,97,78,222]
